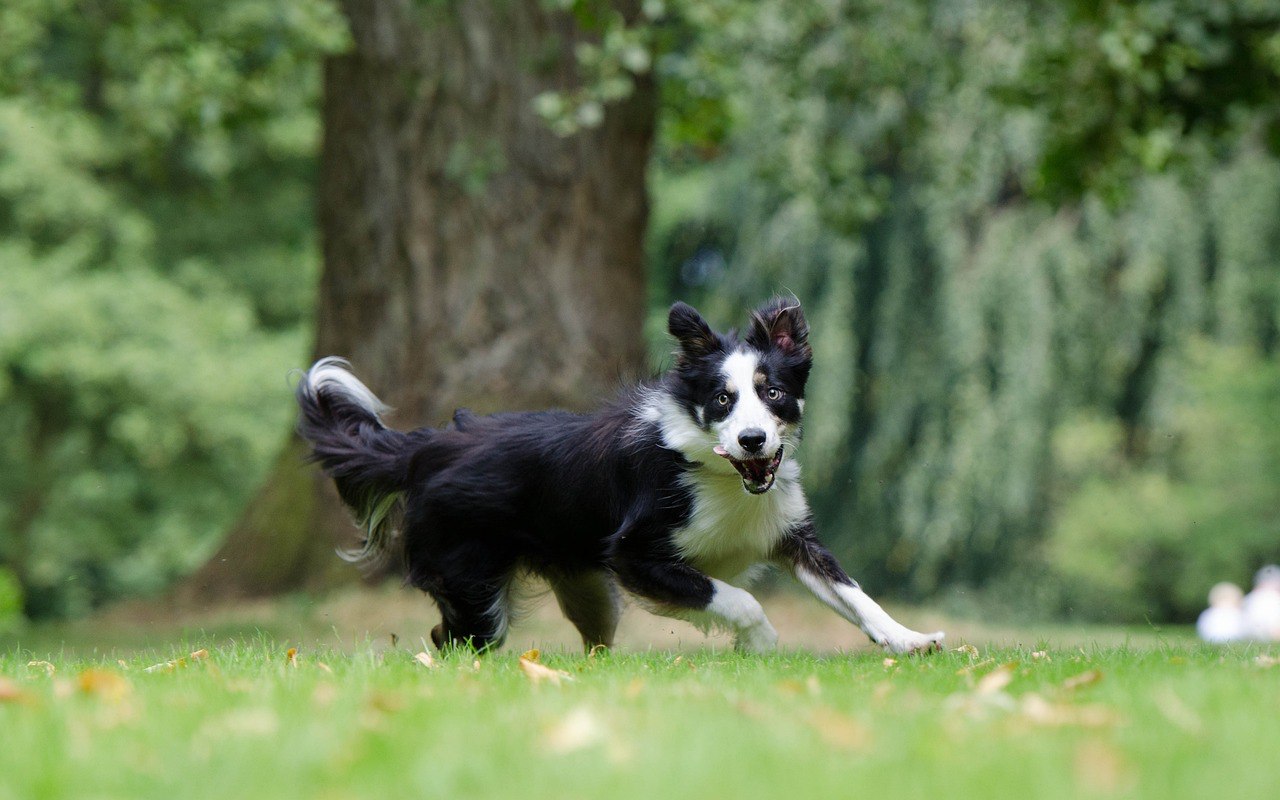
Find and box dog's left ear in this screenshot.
[747,296,810,358]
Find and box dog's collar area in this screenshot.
[713,445,785,494]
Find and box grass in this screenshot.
[3,592,1280,799]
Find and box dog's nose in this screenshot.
[738,428,767,454]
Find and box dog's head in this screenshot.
[662,297,812,494]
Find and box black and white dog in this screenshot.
[296,297,944,654]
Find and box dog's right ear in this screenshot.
[668,301,719,360]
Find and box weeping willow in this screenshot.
[650,0,1280,620]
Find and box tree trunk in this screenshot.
[184,0,654,600]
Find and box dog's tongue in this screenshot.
[713,445,730,458]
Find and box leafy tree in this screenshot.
[0,0,345,617]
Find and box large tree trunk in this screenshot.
[184,0,654,600]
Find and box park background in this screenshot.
[1,0,1279,642]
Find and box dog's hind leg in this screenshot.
[407,539,517,653]
[547,569,621,651]
[426,575,513,653]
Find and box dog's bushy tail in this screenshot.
[296,357,410,570]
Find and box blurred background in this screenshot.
[1,0,1278,637]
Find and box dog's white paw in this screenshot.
[883,629,945,655]
[735,620,779,653]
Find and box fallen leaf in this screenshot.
[76,669,131,702]
[953,644,979,658]
[26,661,55,677]
[871,681,894,705]
[1061,669,1103,691]
[1074,739,1135,794]
[1031,651,1050,661]
[1254,655,1279,669]
[208,708,279,736]
[286,647,298,667]
[807,707,870,751]
[957,657,995,676]
[1021,693,1119,728]
[976,663,1016,695]
[521,648,541,663]
[0,677,33,705]
[588,644,609,658]
[413,651,437,669]
[519,654,573,686]
[1152,687,1201,734]
[312,682,338,707]
[542,707,605,754]
[143,649,211,674]
[882,658,897,669]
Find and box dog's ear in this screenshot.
[747,296,810,358]
[668,301,720,360]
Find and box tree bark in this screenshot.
[184,0,654,600]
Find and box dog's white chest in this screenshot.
[673,461,809,580]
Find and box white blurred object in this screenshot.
[1197,582,1247,643]
[1243,565,1280,642]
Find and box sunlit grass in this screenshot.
[3,639,1279,800]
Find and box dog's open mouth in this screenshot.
[713,445,784,494]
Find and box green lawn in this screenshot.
[3,634,1280,800]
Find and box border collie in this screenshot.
[296,297,945,654]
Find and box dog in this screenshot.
[295,297,945,654]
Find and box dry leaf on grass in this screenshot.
[976,663,1017,695]
[1074,739,1135,794]
[542,707,605,754]
[0,677,33,705]
[1152,687,1202,734]
[286,647,299,667]
[1254,655,1279,668]
[882,658,897,670]
[1020,693,1119,728]
[413,651,437,669]
[957,658,995,676]
[1061,669,1103,691]
[952,644,979,658]
[807,707,871,752]
[26,661,55,677]
[76,669,131,702]
[519,653,573,686]
[143,649,209,674]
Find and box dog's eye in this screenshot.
[716,392,731,406]
[766,387,782,401]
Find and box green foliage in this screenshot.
[0,0,347,617]
[532,0,664,135]
[647,0,1280,616]
[0,567,21,635]
[1007,0,1280,200]
[1050,343,1280,621]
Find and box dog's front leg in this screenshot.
[775,524,944,654]
[613,536,777,652]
